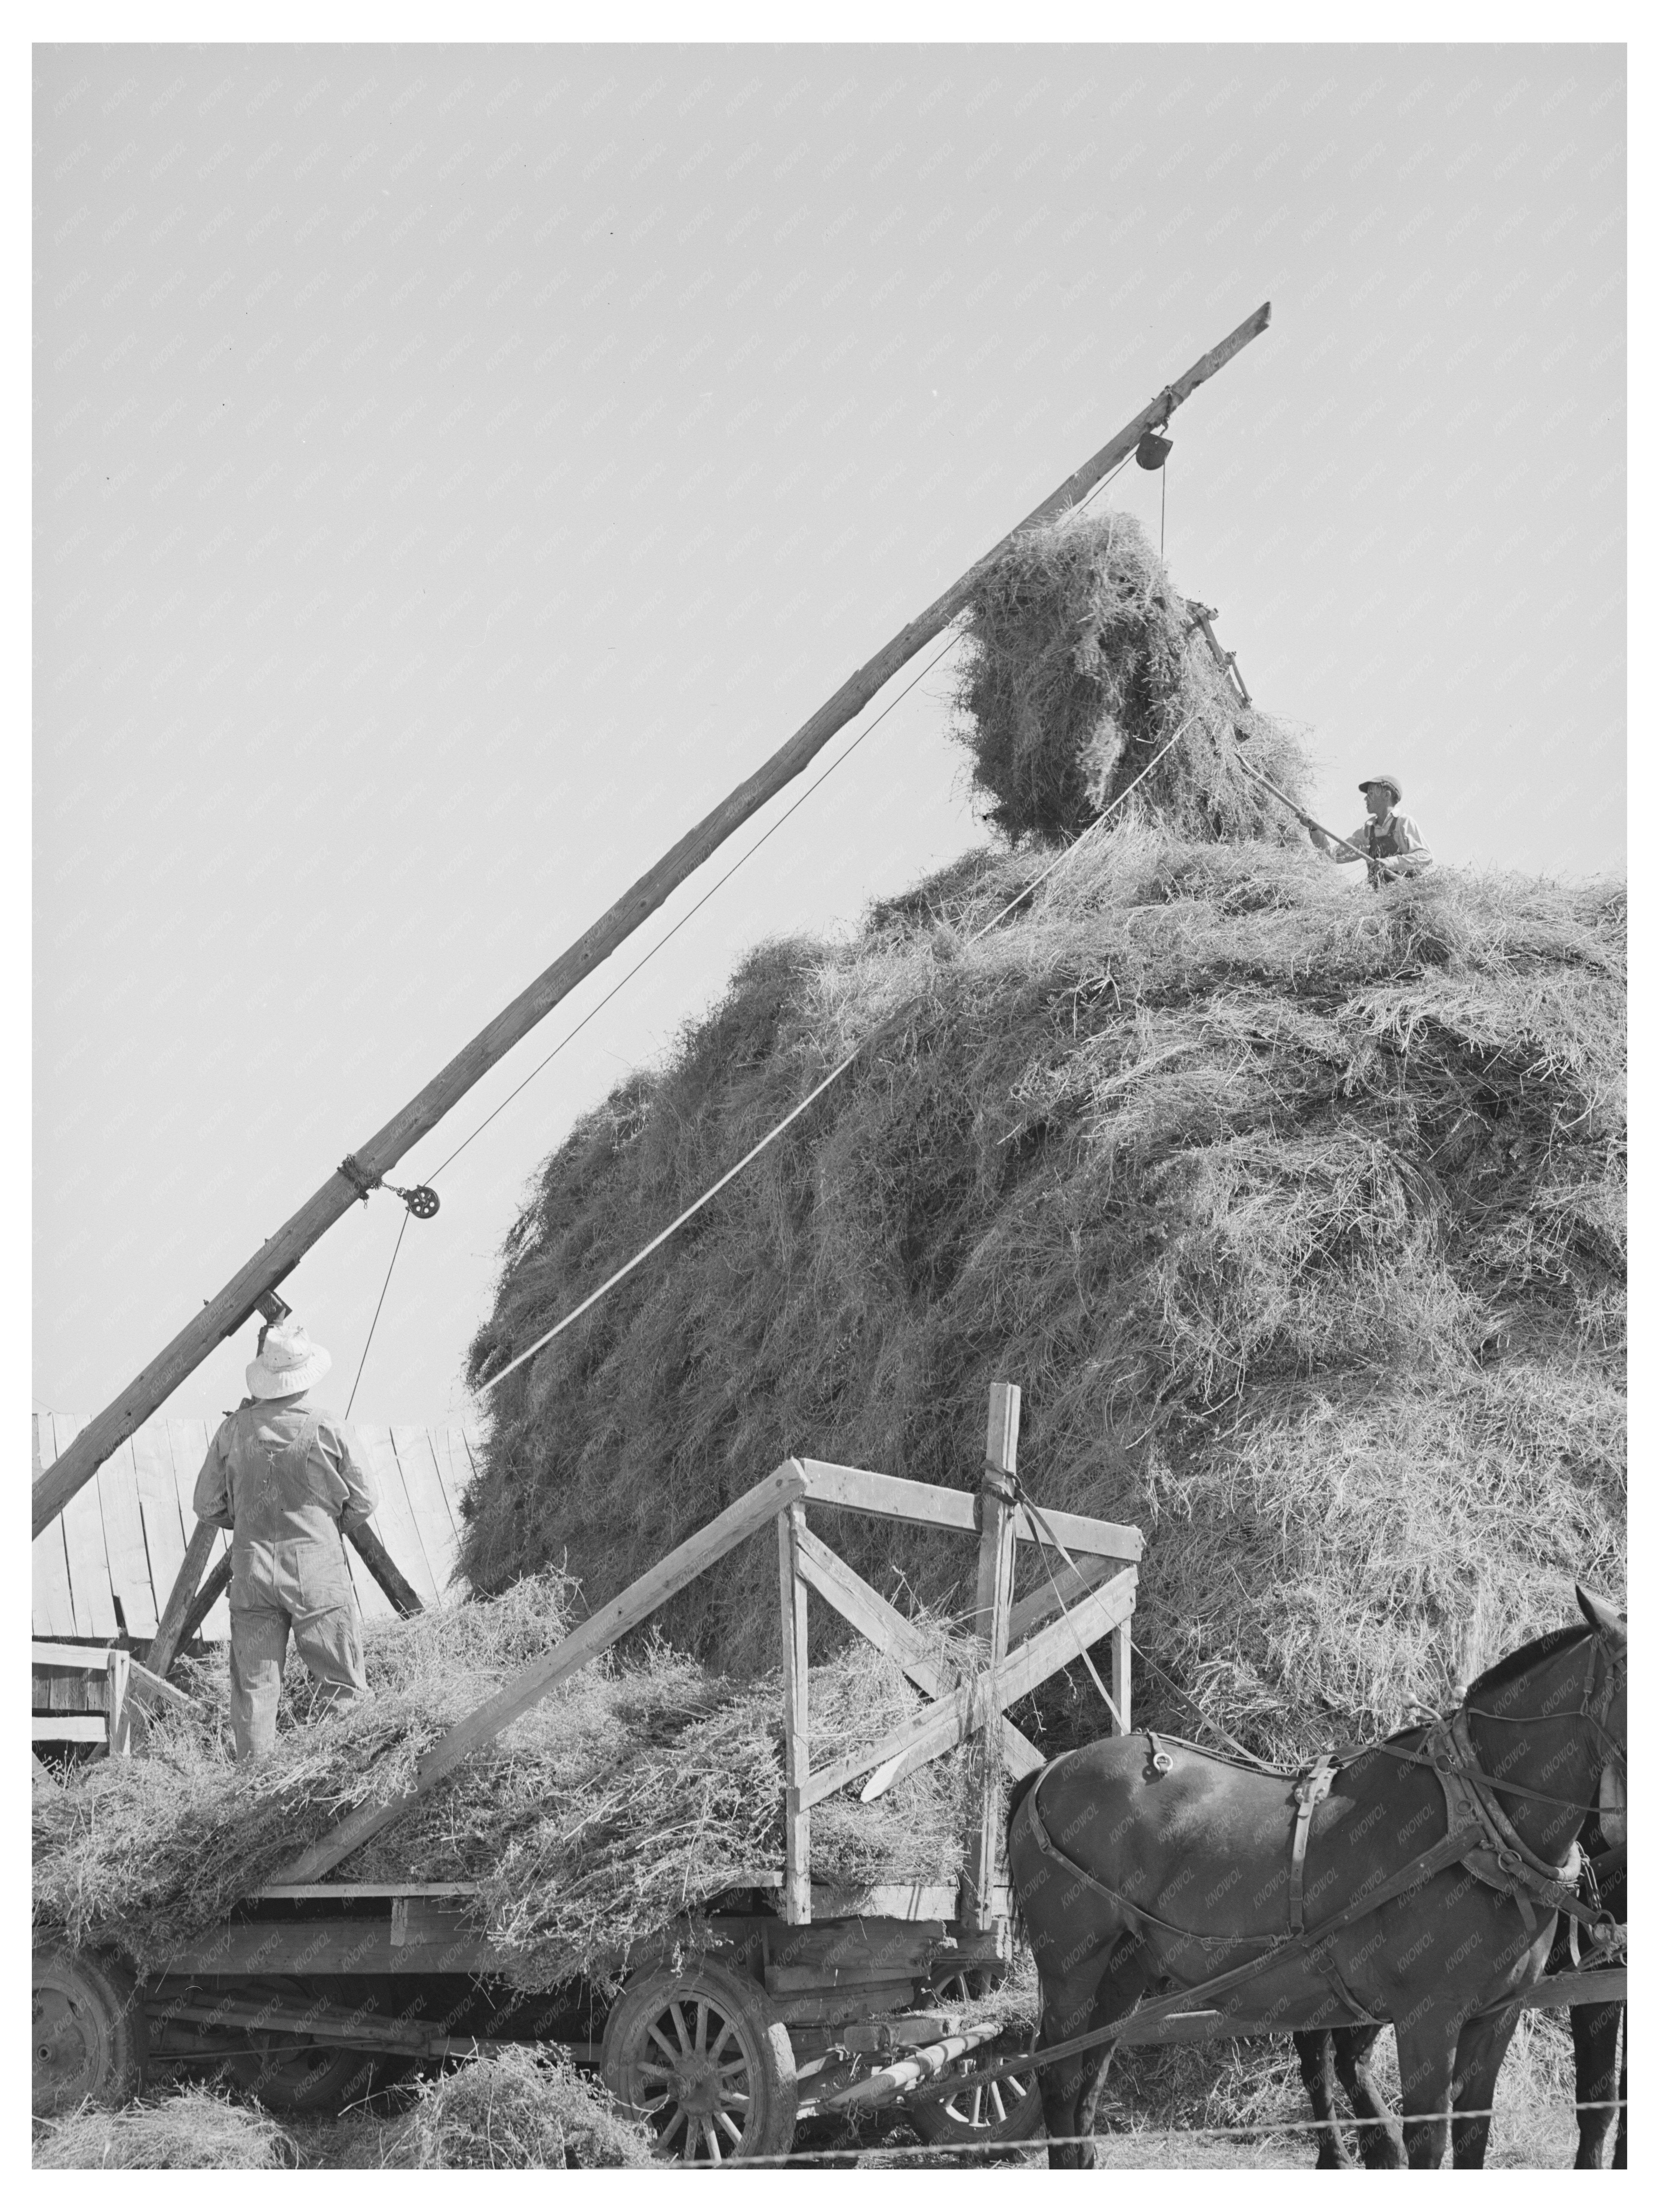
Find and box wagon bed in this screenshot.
[36,1384,1141,2156]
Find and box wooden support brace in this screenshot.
[349,1521,425,1617]
[144,1517,219,1681]
[778,1502,812,1925]
[177,1554,233,1651]
[792,1526,1043,1780]
[1006,1551,1122,1646]
[127,1656,207,1718]
[798,1459,1142,1562]
[963,1384,1020,1930]
[107,1647,131,1757]
[276,1459,811,1886]
[801,1566,1137,1809]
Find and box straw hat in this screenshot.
[1359,773,1402,803]
[246,1317,332,1400]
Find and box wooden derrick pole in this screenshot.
[143,1519,221,1682]
[34,302,1271,1540]
[963,1382,1021,1931]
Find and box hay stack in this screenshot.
[954,506,1313,843]
[461,831,1625,1756]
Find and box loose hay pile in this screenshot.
[33,2087,297,2170]
[384,2046,654,2168]
[954,506,1314,844]
[32,1577,972,1987]
[462,828,1625,1756]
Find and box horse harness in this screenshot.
[975,1632,1626,2096]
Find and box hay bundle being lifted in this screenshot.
[954,506,1313,843]
[32,1577,973,1989]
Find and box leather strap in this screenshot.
[1425,1714,1592,1932]
[1288,1754,1337,1937]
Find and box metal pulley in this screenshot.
[337,1153,439,1218]
[1136,428,1173,470]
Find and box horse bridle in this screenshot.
[1458,1627,1628,1814]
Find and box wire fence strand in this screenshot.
[734,2097,1628,2166]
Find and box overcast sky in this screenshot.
[33,41,1625,1432]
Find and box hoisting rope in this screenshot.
[345,1208,409,1422]
[474,704,1211,1400]
[1180,602,1406,884]
[421,628,970,1187]
[992,1468,1124,1731]
[340,626,967,1408]
[426,444,1141,1191]
[341,451,1152,1403]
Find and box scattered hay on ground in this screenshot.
[954,506,1314,844]
[382,2046,653,2168]
[32,2087,297,2170]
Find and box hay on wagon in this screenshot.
[32,1573,977,1989]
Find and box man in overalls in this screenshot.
[1314,773,1433,887]
[192,1318,378,1760]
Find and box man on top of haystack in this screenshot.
[1313,773,1433,887]
[192,1317,377,1761]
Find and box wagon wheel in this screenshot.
[219,1979,408,2114]
[33,1943,148,2116]
[602,1960,798,2163]
[907,1969,1043,2147]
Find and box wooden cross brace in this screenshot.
[794,1560,1137,1812]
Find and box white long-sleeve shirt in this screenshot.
[1330,809,1433,878]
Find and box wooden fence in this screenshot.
[31,1414,480,1643]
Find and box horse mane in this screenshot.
[1465,1620,1593,1700]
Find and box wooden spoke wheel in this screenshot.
[601,1961,798,2163]
[219,1979,407,2114]
[33,1944,147,2117]
[907,1970,1043,2146]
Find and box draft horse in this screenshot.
[1006,1587,1626,2169]
[1294,1759,1627,2169]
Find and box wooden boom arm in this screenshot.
[34,303,1270,1538]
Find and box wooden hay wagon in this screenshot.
[33,1385,1144,2160]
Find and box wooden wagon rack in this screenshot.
[274,1381,1140,1918]
[61,1382,1139,2150]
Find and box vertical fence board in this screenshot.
[33,1417,79,1638]
[393,1426,461,1595]
[166,1419,231,1641]
[131,1421,189,1635]
[354,1426,440,1608]
[34,1418,479,1638]
[56,1415,120,1639]
[97,1443,158,1639]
